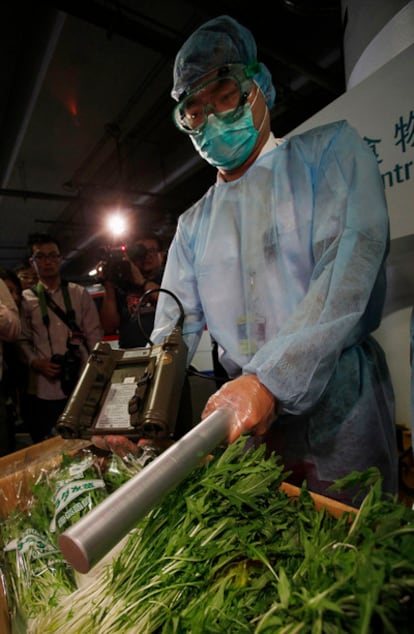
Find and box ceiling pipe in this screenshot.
[0,184,165,203]
[54,1,341,93]
[0,187,76,202]
[0,8,66,190]
[49,0,182,55]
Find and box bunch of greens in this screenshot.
[0,449,109,629]
[32,438,414,634]
[49,449,107,535]
[1,445,164,631]
[0,468,77,627]
[102,445,157,494]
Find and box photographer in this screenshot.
[18,233,102,443]
[99,234,164,349]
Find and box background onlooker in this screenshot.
[15,259,38,290]
[99,233,164,348]
[0,275,21,455]
[0,269,25,452]
[18,233,102,442]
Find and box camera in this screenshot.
[97,244,147,290]
[127,243,148,260]
[51,346,81,396]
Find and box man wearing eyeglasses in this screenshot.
[99,233,164,349]
[149,15,398,505]
[18,232,102,443]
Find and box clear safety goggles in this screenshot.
[173,64,257,135]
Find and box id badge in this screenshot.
[237,315,266,355]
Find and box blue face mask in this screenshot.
[190,103,259,170]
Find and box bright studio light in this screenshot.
[107,213,127,237]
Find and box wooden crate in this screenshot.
[0,437,91,634]
[0,440,356,634]
[279,481,356,519]
[0,436,91,520]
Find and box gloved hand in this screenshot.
[91,435,174,457]
[201,374,278,443]
[91,435,141,457]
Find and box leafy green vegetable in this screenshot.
[0,449,109,628]
[101,450,146,493]
[49,450,107,535]
[29,439,414,633]
[0,476,76,625]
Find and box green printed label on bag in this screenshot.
[4,528,58,559]
[50,478,105,532]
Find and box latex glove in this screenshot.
[91,435,140,457]
[202,374,278,444]
[91,435,174,457]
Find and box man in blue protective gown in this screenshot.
[150,15,398,505]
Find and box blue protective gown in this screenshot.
[152,120,398,503]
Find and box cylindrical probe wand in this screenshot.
[58,407,234,573]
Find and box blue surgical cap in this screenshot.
[172,15,276,109]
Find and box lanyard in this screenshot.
[36,281,76,354]
[60,281,77,330]
[36,282,53,353]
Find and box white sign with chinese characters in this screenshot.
[290,43,414,424]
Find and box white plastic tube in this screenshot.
[58,408,233,573]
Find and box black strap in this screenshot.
[31,282,89,353]
[61,280,78,331]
